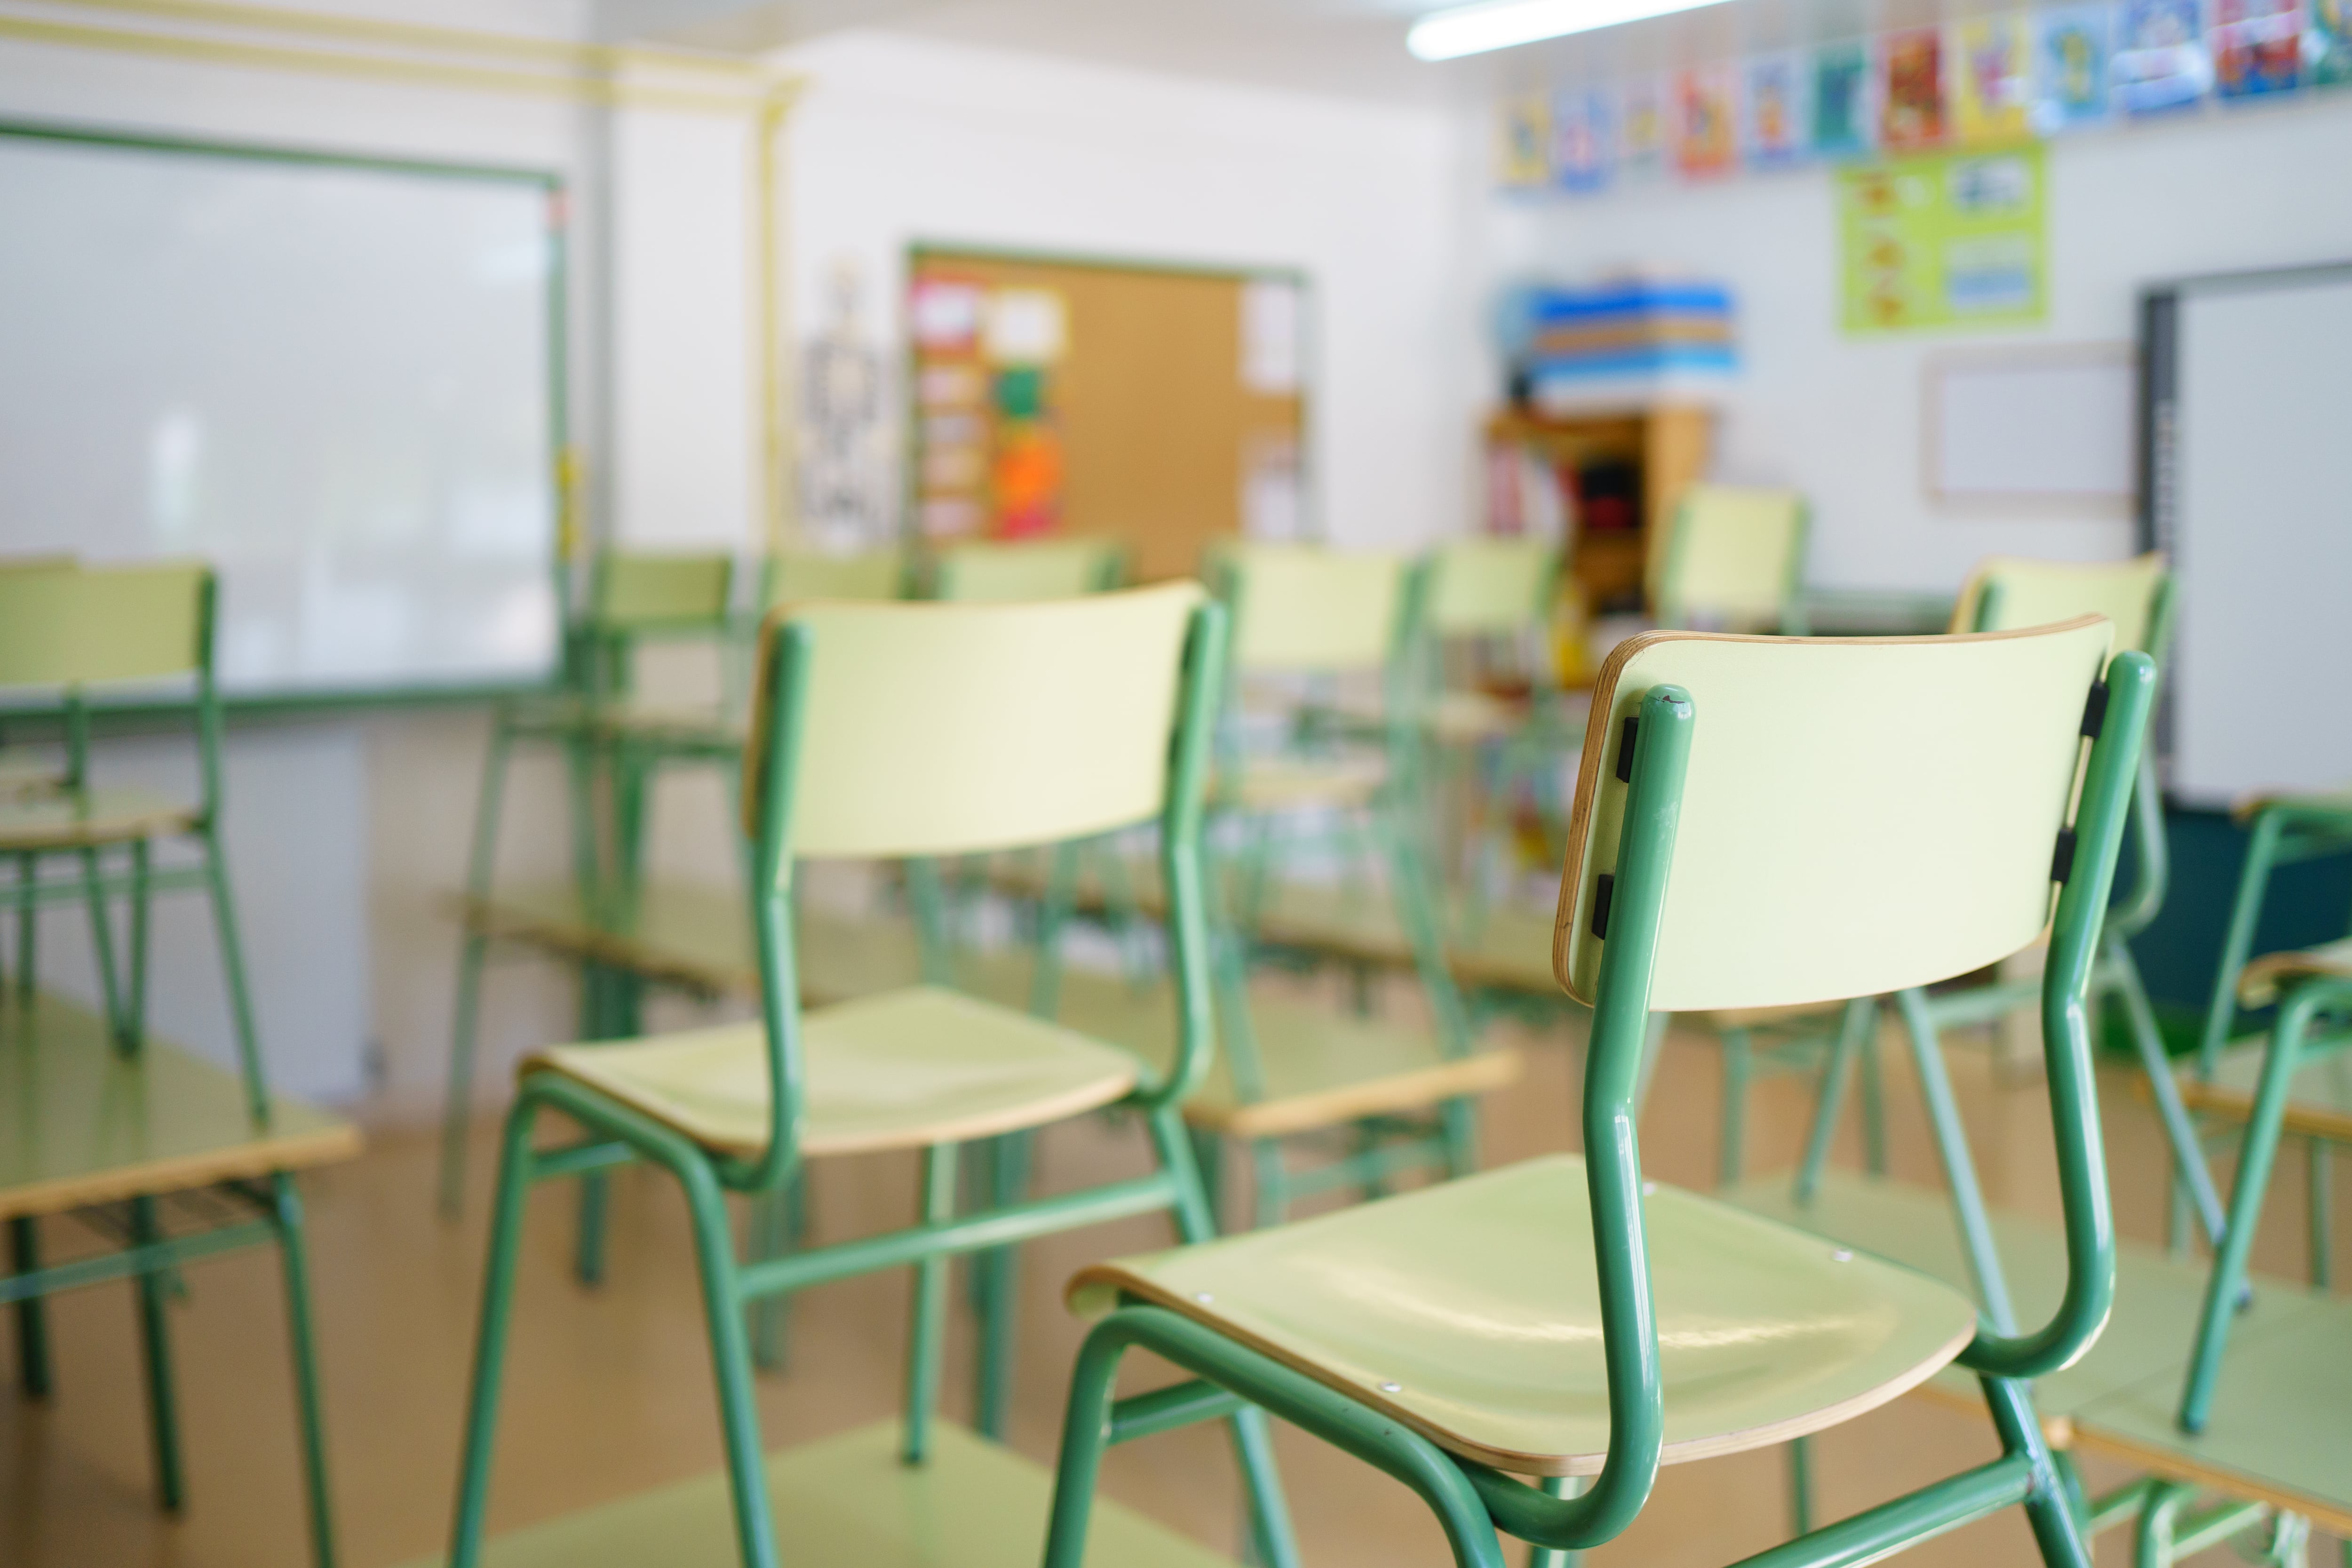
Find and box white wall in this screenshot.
[1480,93,2352,591]
[771,30,1481,551]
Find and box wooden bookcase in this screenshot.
[1484,404,1713,614]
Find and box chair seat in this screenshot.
[2236,937,2352,1007]
[1071,1155,1977,1477]
[0,990,359,1219]
[1722,1170,2328,1422]
[0,785,196,852]
[2068,1296,2352,1535]
[530,984,1141,1157]
[1220,755,1386,812]
[1046,975,1521,1137]
[2171,1030,2352,1144]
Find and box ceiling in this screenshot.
[597,0,1495,106]
[598,0,1948,107]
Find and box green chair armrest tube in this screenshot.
[1959,649,2154,1380]
[738,619,814,1195]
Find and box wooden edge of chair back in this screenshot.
[1656,485,1806,629]
[0,561,211,688]
[1212,541,1407,675]
[932,537,1126,602]
[1552,617,2114,1012]
[1950,552,2170,659]
[745,580,1209,861]
[1425,536,1559,638]
[588,551,736,629]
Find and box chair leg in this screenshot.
[449,1095,547,1568]
[747,1180,796,1372]
[129,1195,184,1512]
[901,1141,959,1465]
[2182,991,2320,1431]
[2109,941,2228,1249]
[2308,1138,2333,1291]
[1857,1019,1888,1177]
[1795,999,1875,1203]
[1439,1095,1478,1182]
[269,1173,338,1568]
[1718,1028,1752,1188]
[8,1216,48,1400]
[1190,1127,1225,1232]
[1148,1106,1301,1568]
[438,931,492,1218]
[973,1131,1030,1442]
[679,1154,781,1568]
[1984,1375,2094,1568]
[574,1170,610,1289]
[79,844,127,1050]
[126,837,151,1047]
[2134,1481,2194,1568]
[1896,987,2019,1335]
[201,828,271,1126]
[1251,1138,1288,1230]
[14,850,35,1002]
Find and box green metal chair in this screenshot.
[1713,555,2192,1200]
[1199,541,1516,1224]
[0,562,350,1568]
[930,535,1126,601]
[445,581,1293,1568]
[1041,614,2153,1568]
[441,549,735,1219]
[1652,483,1810,634]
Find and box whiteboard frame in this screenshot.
[1921,341,2136,514]
[0,117,572,710]
[2140,257,2352,804]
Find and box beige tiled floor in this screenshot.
[2,993,2343,1567]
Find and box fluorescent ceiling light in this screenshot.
[1406,0,1732,58]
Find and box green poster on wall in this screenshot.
[1839,145,2047,334]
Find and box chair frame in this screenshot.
[445,594,1296,1568]
[0,564,337,1568]
[1041,637,2155,1568]
[1205,547,1486,1226]
[440,549,737,1238]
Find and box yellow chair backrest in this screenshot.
[1950,553,2169,658]
[1553,617,2114,1011]
[933,538,1124,602]
[1425,537,1559,638]
[1214,542,1407,675]
[749,582,1207,860]
[760,549,906,608]
[0,562,211,687]
[589,551,735,629]
[1655,485,1807,631]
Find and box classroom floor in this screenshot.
[3,993,2344,1568]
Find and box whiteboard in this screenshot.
[2153,264,2352,805]
[1926,349,2135,505]
[0,125,563,696]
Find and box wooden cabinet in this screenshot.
[1483,404,1713,614]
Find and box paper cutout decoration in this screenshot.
[1620,78,1670,176]
[1881,28,1950,149]
[2211,0,2301,95]
[1813,41,1876,155]
[2032,6,2118,129]
[1840,145,2046,334]
[1500,94,1551,186]
[911,279,984,351]
[1954,15,2036,143]
[2115,0,2213,112]
[1744,52,1812,166]
[1676,67,1740,176]
[984,289,1066,365]
[1552,89,1613,192]
[2313,0,2352,84]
